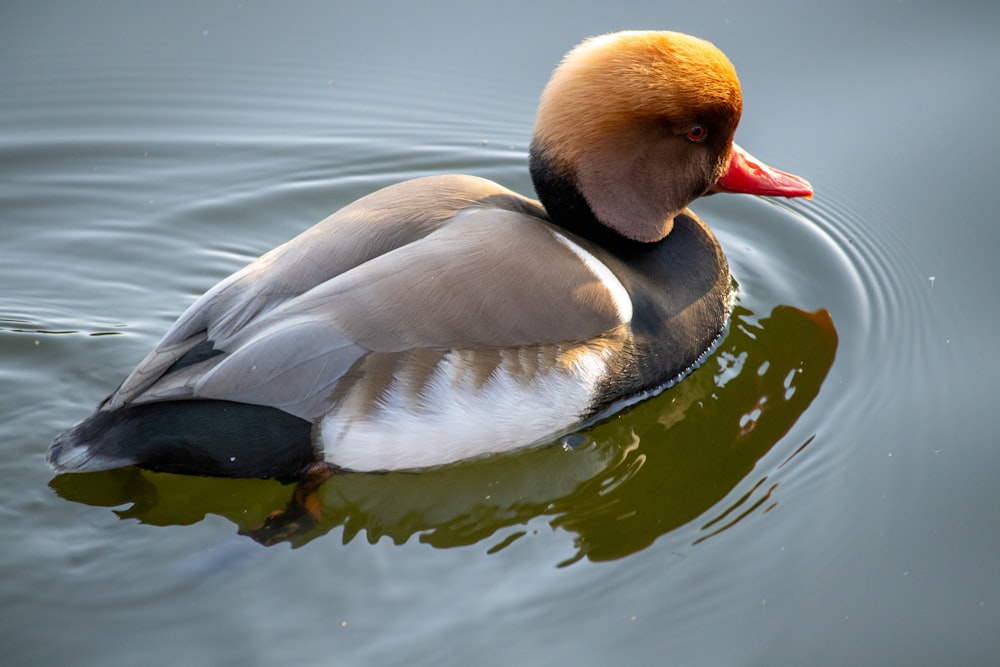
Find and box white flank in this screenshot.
[318,345,615,471]
[549,230,633,323]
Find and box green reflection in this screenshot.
[552,305,838,562]
[50,304,837,562]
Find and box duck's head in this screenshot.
[529,30,813,243]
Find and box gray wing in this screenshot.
[105,175,629,420]
[105,174,533,409]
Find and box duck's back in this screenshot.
[49,175,666,474]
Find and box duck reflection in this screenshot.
[49,304,837,563]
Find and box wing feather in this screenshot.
[104,175,629,422]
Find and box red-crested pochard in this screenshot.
[48,30,812,478]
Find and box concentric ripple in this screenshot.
[764,188,938,419]
[24,49,941,566]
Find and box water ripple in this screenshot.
[769,189,937,420]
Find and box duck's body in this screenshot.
[48,31,812,477]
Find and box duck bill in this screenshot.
[713,143,813,199]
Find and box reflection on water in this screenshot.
[50,303,837,563]
[7,3,998,664]
[555,306,836,562]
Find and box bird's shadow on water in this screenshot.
[49,304,837,564]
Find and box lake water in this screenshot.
[3,2,999,665]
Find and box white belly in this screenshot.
[316,339,621,471]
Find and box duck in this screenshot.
[47,30,813,479]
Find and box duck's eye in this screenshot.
[687,125,708,143]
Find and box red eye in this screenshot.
[687,125,707,142]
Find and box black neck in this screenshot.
[529,145,651,253]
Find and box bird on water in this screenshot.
[48,30,813,479]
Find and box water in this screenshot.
[3,2,999,665]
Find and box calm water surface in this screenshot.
[3,2,999,665]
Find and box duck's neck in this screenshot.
[529,145,670,252]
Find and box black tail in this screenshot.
[47,400,316,480]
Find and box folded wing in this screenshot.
[103,175,632,421]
